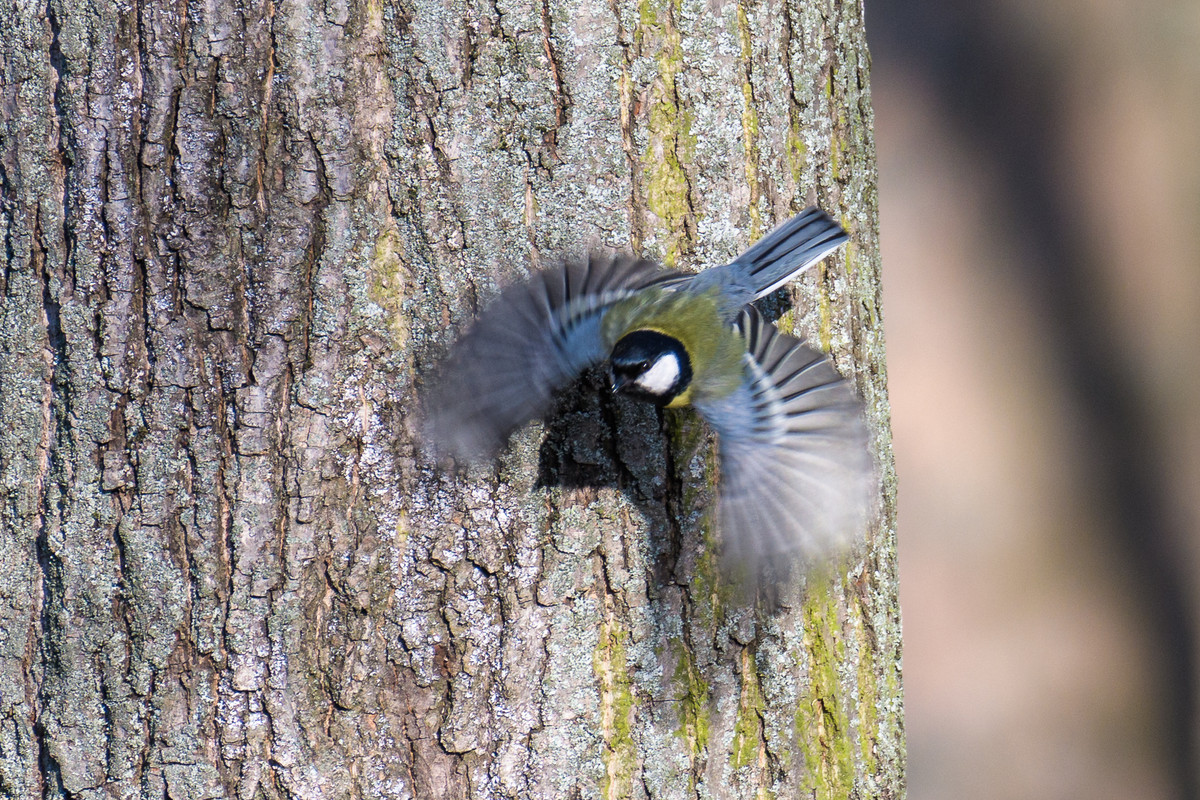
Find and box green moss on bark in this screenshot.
[638,0,696,267]
[796,586,856,800]
[594,619,639,799]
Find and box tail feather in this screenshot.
[718,207,849,303]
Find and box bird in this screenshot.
[422,207,873,569]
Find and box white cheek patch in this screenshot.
[635,354,681,395]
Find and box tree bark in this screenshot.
[0,0,900,797]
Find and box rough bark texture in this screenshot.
[0,0,900,798]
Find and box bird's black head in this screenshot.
[609,329,693,406]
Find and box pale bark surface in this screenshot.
[0,0,900,798]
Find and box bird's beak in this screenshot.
[610,372,629,394]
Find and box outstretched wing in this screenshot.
[693,307,873,566]
[423,255,681,459]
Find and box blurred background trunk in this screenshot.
[872,1,1200,798]
[0,0,897,798]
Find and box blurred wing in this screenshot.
[423,255,680,459]
[694,307,873,565]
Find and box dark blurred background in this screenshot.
[868,0,1200,798]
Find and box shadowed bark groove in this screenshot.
[0,0,900,798]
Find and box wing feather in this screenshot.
[423,255,678,459]
[693,306,873,566]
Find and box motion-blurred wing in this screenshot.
[694,307,873,565]
[423,255,680,459]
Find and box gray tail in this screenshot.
[729,207,848,300]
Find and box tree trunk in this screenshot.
[0,0,900,797]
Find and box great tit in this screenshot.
[423,207,873,567]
